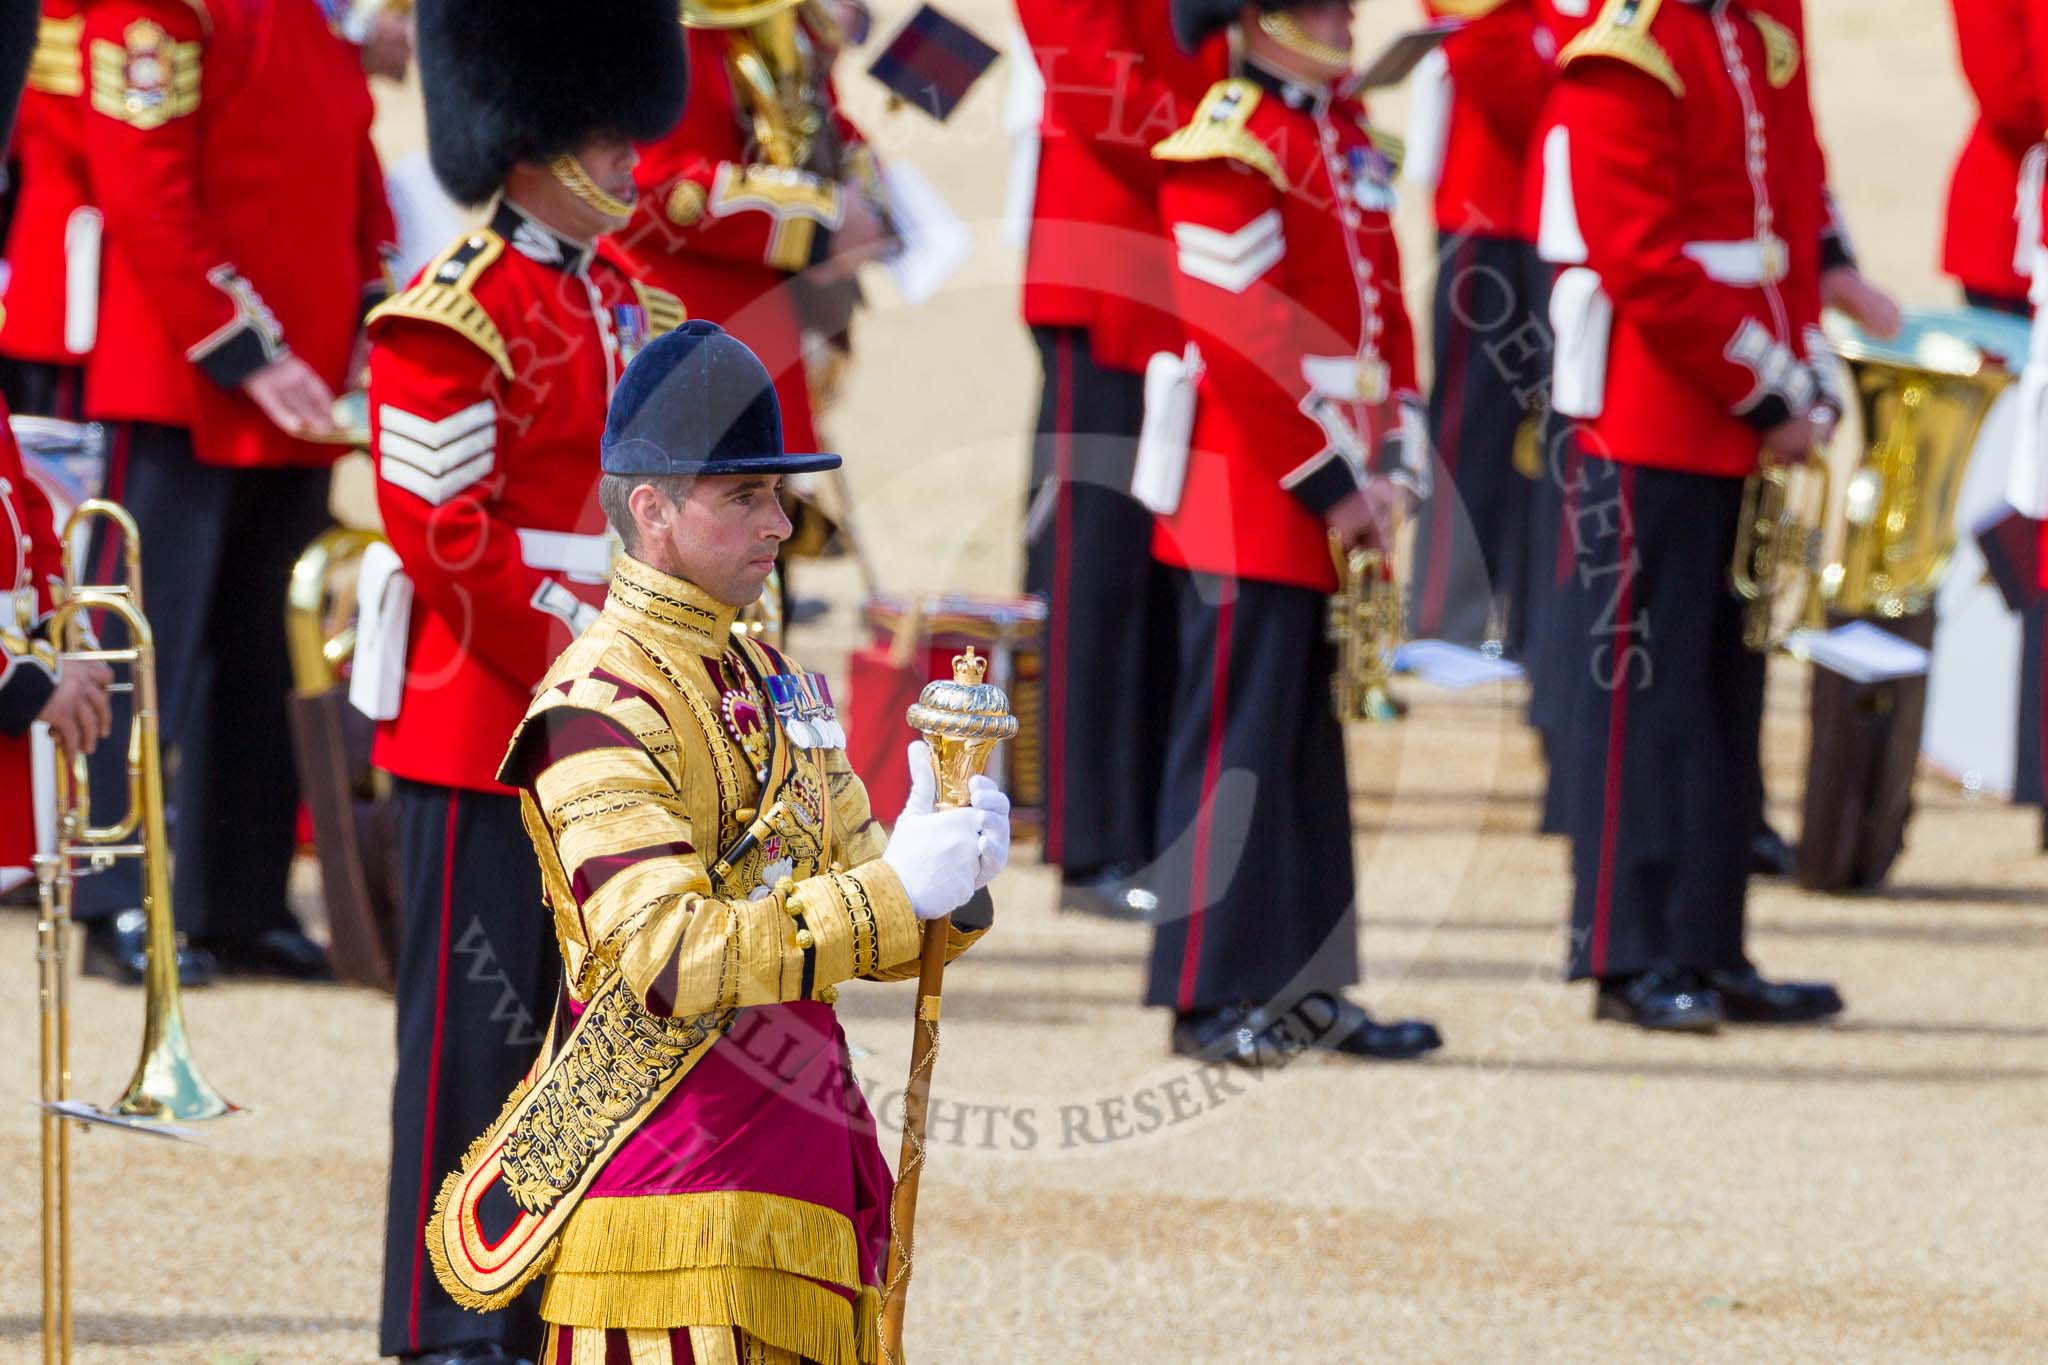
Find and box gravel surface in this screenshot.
[8,3,2043,1361]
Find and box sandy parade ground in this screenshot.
[5,0,2048,1360]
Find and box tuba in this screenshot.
[1328,533,1407,723]
[1794,320,2015,891]
[34,499,238,1365]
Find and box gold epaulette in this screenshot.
[631,281,687,339]
[1559,0,1683,99]
[366,229,514,379]
[1748,11,1800,89]
[1153,79,1289,193]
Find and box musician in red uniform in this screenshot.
[0,0,93,420]
[0,0,110,880]
[1014,0,1218,919]
[67,0,395,984]
[1946,0,2040,318]
[1143,0,1441,1067]
[364,1,687,1358]
[1543,0,1845,1031]
[1407,0,1554,652]
[1944,0,2048,819]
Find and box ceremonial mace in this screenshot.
[879,648,1016,1364]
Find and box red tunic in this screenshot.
[1944,0,2043,303]
[366,203,685,793]
[1151,69,1422,592]
[1016,0,1222,371]
[605,24,863,456]
[1542,0,1829,478]
[1422,0,1554,241]
[76,0,394,466]
[0,1,95,367]
[1,396,67,866]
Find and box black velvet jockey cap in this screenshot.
[601,321,842,477]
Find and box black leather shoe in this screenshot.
[1750,825,1797,878]
[1594,971,1723,1033]
[1293,991,1443,1060]
[1708,968,1843,1024]
[199,927,334,981]
[81,909,218,988]
[1059,863,1160,922]
[1170,1002,1294,1069]
[401,1347,533,1365]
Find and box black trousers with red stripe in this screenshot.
[1022,325,1176,875]
[0,357,87,419]
[1561,459,1763,982]
[71,422,331,934]
[1410,232,1552,652]
[1145,570,1358,1012]
[1527,415,1585,836]
[380,779,556,1359]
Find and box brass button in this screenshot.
[794,928,815,951]
[818,984,840,1006]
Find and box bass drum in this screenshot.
[1919,307,2035,797]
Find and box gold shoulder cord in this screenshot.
[1152,78,1290,192]
[1559,0,1684,99]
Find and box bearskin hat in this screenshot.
[417,0,691,206]
[0,0,39,150]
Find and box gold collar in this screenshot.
[605,555,740,657]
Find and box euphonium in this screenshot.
[1821,334,2014,618]
[1730,452,1831,653]
[1328,533,1407,723]
[35,499,237,1365]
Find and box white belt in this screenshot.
[515,528,614,585]
[1683,236,1788,287]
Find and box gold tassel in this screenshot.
[541,1266,863,1365]
[855,1285,880,1364]
[549,1190,860,1287]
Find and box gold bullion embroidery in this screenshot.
[89,19,201,130]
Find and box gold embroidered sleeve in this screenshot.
[532,738,924,1013]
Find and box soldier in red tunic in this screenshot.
[364,1,688,1358]
[1406,0,1556,653]
[1144,0,1442,1067]
[1013,0,1220,920]
[1542,0,1846,1030]
[0,0,93,420]
[0,0,111,878]
[67,0,395,982]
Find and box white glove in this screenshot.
[966,774,1011,889]
[882,741,982,921]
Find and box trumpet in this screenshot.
[1328,533,1407,723]
[34,499,237,1365]
[1730,452,1831,653]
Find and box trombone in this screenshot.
[34,498,238,1365]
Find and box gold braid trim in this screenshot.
[366,231,514,377]
[632,281,688,338]
[541,1266,871,1365]
[550,1190,858,1283]
[501,985,731,1214]
[425,1078,566,1312]
[839,873,879,978]
[1560,0,1683,99]
[1154,80,1288,192]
